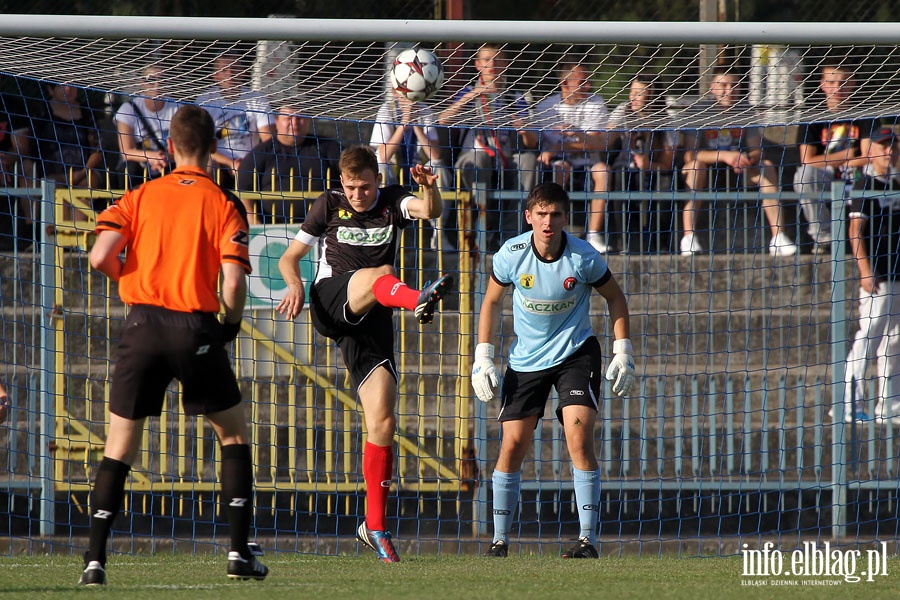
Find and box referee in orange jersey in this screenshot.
[81,105,267,586]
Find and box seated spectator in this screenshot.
[31,83,105,218]
[114,66,178,188]
[0,75,35,249]
[196,50,274,189]
[237,105,340,223]
[680,68,797,256]
[532,56,612,252]
[370,87,449,188]
[606,71,678,252]
[438,43,538,248]
[794,64,879,255]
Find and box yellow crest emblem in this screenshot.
[338,208,353,220]
[520,274,534,289]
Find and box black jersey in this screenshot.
[850,170,900,281]
[297,185,414,282]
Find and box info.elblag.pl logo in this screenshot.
[741,542,889,586]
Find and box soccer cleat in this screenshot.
[484,540,509,557]
[680,234,702,256]
[79,560,106,586]
[227,551,269,580]
[356,522,401,563]
[769,232,797,257]
[414,274,453,325]
[561,537,599,559]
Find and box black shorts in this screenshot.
[109,305,242,419]
[309,271,396,387]
[498,336,603,424]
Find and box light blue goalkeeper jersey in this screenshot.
[491,231,611,372]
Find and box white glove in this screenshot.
[606,339,636,397]
[471,342,500,403]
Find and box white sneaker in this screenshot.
[587,233,608,253]
[769,232,797,257]
[680,234,702,256]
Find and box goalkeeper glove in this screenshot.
[606,338,636,397]
[221,319,241,344]
[471,343,500,403]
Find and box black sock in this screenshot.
[220,444,253,558]
[85,457,131,567]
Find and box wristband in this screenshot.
[612,339,633,355]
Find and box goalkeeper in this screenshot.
[471,182,635,559]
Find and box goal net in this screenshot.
[0,16,898,561]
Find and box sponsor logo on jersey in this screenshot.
[338,208,353,220]
[570,389,584,396]
[520,297,576,314]
[520,274,535,289]
[563,276,577,290]
[178,178,197,186]
[509,242,528,252]
[337,225,393,246]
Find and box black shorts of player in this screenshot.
[109,305,242,420]
[309,271,397,387]
[498,336,603,425]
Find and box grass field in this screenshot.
[2,553,899,599]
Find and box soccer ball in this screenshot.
[389,48,443,102]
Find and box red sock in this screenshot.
[372,274,419,311]
[363,441,393,531]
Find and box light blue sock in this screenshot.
[491,470,521,544]
[573,467,600,544]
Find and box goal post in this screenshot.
[2,15,899,557]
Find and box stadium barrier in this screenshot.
[2,173,885,549]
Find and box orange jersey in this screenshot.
[95,167,251,312]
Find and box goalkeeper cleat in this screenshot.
[79,560,106,586]
[414,274,453,325]
[356,522,401,563]
[484,540,509,557]
[227,551,269,581]
[561,537,599,559]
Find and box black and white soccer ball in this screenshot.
[389,48,444,102]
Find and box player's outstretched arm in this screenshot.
[89,230,128,281]
[406,164,442,220]
[276,239,311,320]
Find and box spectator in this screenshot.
[794,64,879,255]
[237,105,340,223]
[196,51,274,190]
[370,87,449,188]
[681,68,797,256]
[606,71,678,253]
[841,126,900,424]
[114,66,178,188]
[0,75,35,248]
[0,381,9,425]
[31,83,105,191]
[438,43,538,248]
[532,56,612,253]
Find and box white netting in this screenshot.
[2,33,900,129]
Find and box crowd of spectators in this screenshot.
[0,50,896,257]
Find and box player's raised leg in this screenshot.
[361,265,454,325]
